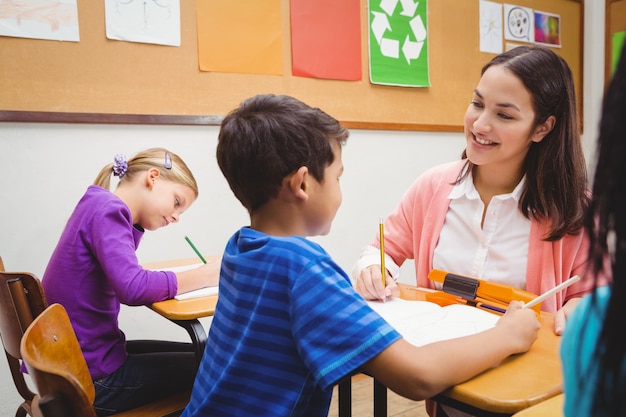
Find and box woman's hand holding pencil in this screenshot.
[355,265,399,302]
[353,219,400,302]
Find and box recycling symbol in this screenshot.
[371,0,427,64]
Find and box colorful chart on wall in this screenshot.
[534,10,561,47]
[368,0,430,87]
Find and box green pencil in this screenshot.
[184,235,207,264]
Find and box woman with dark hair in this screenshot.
[352,46,599,416]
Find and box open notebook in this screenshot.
[367,298,500,347]
[157,262,219,301]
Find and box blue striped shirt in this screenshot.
[182,227,400,417]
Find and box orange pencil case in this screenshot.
[427,269,541,314]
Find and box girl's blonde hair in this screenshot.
[93,147,199,197]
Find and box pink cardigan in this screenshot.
[377,160,594,313]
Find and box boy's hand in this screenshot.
[496,300,540,353]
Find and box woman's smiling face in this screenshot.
[463,64,549,171]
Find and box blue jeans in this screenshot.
[93,340,196,416]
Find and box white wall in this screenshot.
[0,124,467,277]
[0,0,606,413]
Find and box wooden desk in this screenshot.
[369,284,563,417]
[511,393,564,417]
[143,257,220,364]
[143,261,562,417]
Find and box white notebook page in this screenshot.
[368,298,500,347]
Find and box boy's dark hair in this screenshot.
[216,94,349,213]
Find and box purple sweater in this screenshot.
[42,185,177,379]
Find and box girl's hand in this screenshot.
[553,297,581,335]
[175,257,221,295]
[197,258,221,287]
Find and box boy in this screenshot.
[181,94,539,417]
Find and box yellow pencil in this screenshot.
[379,218,386,287]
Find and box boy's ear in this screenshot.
[288,166,309,201]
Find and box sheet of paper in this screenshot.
[479,0,503,54]
[368,298,500,347]
[104,0,181,46]
[0,0,80,42]
[159,263,204,273]
[175,286,219,301]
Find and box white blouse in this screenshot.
[432,171,530,290]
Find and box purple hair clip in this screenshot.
[163,151,172,169]
[112,154,128,177]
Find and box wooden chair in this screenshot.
[21,303,190,417]
[0,269,48,417]
[511,393,564,417]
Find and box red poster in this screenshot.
[290,0,361,80]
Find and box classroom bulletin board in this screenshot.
[0,0,583,131]
[606,0,626,85]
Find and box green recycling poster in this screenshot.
[368,0,430,87]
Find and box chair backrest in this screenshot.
[0,270,48,416]
[30,393,72,417]
[20,303,96,417]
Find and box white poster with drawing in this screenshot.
[0,0,79,42]
[504,4,534,44]
[479,0,503,54]
[104,0,180,46]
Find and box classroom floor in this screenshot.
[328,374,428,417]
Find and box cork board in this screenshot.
[606,0,626,85]
[0,0,582,131]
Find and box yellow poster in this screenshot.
[197,0,283,75]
